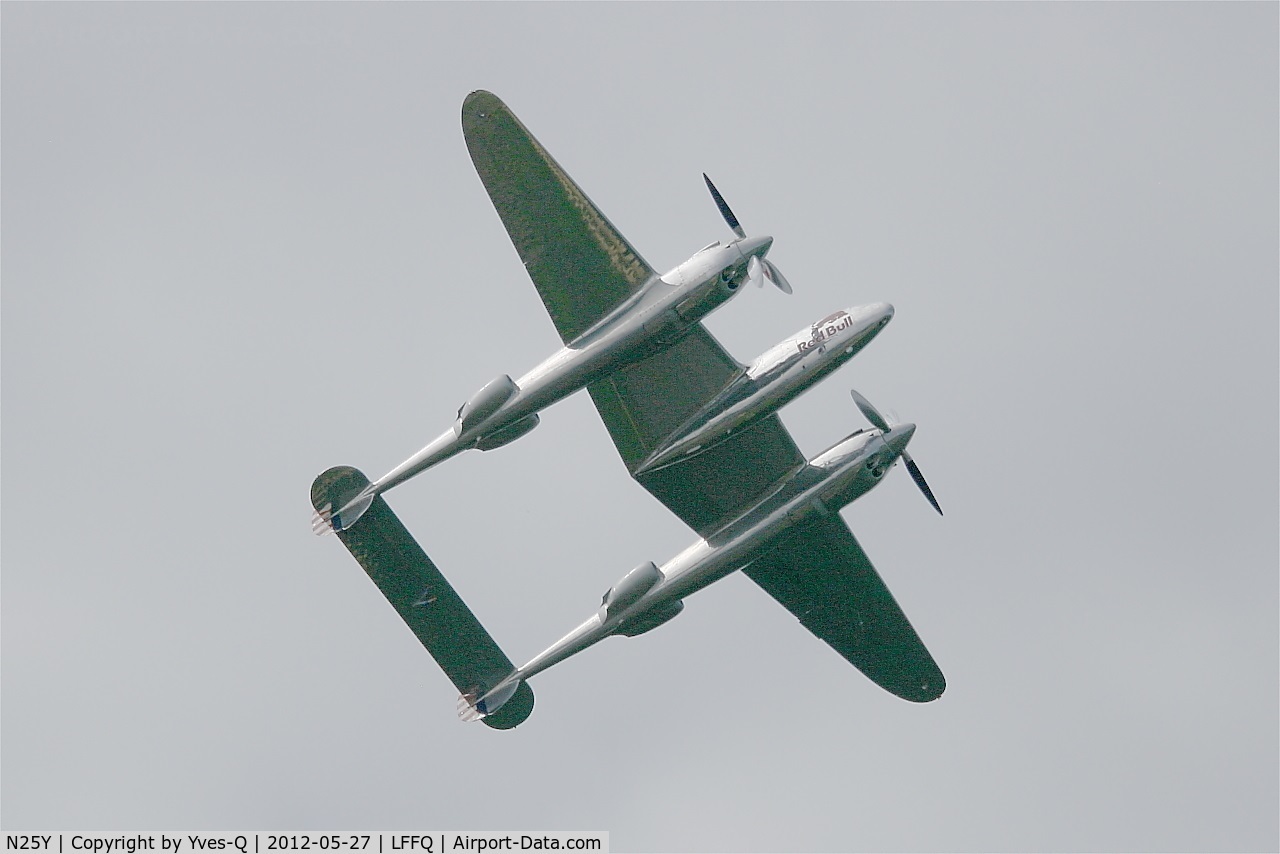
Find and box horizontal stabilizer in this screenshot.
[310,466,534,729]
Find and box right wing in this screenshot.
[743,510,945,702]
[462,90,656,344]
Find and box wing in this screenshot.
[587,325,808,537]
[744,511,945,702]
[462,90,656,344]
[311,465,534,729]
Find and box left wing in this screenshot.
[462,90,656,344]
[744,510,945,702]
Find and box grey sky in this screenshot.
[3,3,1277,851]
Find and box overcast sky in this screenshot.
[4,3,1277,852]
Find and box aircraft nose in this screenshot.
[882,422,916,457]
[863,302,894,327]
[842,302,894,345]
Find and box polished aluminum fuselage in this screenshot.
[498,423,917,690]
[638,303,895,472]
[370,237,771,494]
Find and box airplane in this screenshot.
[311,90,945,722]
[313,90,799,536]
[461,389,944,721]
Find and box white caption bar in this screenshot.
[4,834,608,854]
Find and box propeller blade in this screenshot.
[703,173,746,239]
[849,389,892,432]
[902,452,943,516]
[762,259,793,294]
[747,256,765,288]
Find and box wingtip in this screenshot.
[898,671,946,703]
[463,90,505,120]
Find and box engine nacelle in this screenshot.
[615,600,684,637]
[457,375,518,433]
[599,561,662,620]
[474,414,540,451]
[674,264,741,323]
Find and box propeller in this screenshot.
[849,389,943,516]
[703,173,793,294]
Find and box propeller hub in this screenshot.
[881,422,917,458]
[701,175,791,293]
[737,234,773,260]
[849,389,943,515]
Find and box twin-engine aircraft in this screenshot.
[311,91,944,727]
